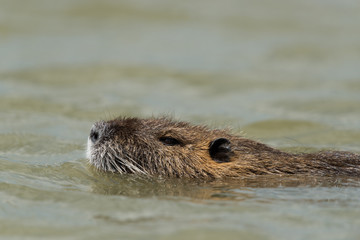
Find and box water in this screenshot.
[1,0,360,239]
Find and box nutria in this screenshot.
[86,117,360,178]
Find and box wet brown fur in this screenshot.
[87,117,360,178]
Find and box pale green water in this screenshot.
[1,0,360,239]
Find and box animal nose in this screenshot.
[89,122,106,144]
[90,128,100,143]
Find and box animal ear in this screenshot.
[209,138,232,163]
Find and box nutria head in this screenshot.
[87,117,360,178]
[87,117,244,178]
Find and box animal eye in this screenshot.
[159,137,181,146]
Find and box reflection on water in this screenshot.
[1,0,360,239]
[89,171,360,201]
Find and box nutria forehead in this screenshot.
[105,117,230,143]
[108,117,206,131]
